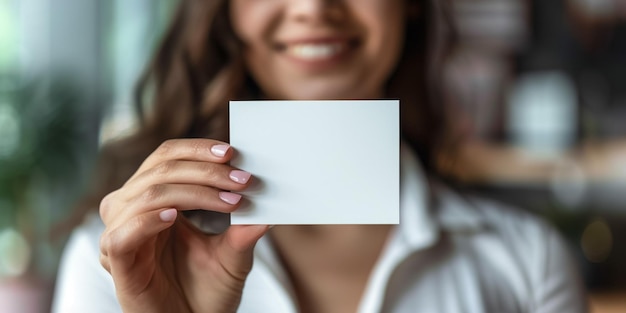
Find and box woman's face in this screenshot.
[230,0,407,100]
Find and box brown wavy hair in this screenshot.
[59,0,454,232]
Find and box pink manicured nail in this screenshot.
[210,144,230,157]
[229,170,251,184]
[219,192,242,205]
[159,208,177,222]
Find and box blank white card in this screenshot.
[229,100,399,225]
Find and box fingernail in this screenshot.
[210,144,230,157]
[160,208,177,222]
[229,170,251,184]
[219,192,242,205]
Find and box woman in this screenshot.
[53,0,587,312]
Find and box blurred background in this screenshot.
[0,0,625,312]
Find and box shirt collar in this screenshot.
[397,142,487,252]
[396,142,438,250]
[433,182,488,232]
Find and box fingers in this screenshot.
[100,184,244,227]
[100,145,252,225]
[100,208,177,273]
[128,184,244,214]
[107,138,252,225]
[125,160,252,193]
[131,139,234,182]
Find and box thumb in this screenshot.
[224,225,270,253]
[218,225,269,278]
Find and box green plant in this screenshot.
[0,73,93,277]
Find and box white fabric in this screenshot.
[52,145,588,313]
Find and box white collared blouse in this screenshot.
[52,146,588,313]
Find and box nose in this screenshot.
[286,0,343,24]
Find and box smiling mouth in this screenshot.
[277,39,359,63]
[286,42,346,60]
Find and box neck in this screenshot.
[269,225,393,313]
[269,224,393,268]
[271,224,391,245]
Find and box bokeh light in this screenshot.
[0,228,31,278]
[0,0,18,70]
[508,71,578,157]
[581,218,613,263]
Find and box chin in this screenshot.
[282,84,375,100]
[283,93,358,101]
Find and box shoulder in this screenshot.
[433,183,588,312]
[434,183,560,249]
[436,184,571,271]
[52,213,121,312]
[59,212,108,265]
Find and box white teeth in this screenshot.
[287,43,345,60]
